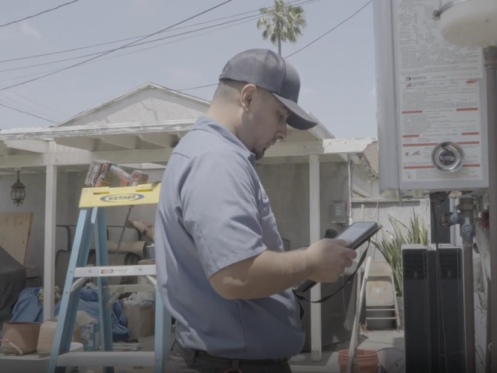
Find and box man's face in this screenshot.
[241,85,290,160]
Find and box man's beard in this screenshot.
[254,148,265,160]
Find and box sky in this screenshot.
[0,0,377,139]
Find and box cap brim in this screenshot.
[273,93,318,130]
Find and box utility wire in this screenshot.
[177,0,371,92]
[0,0,233,92]
[0,0,321,79]
[0,0,316,64]
[6,90,68,118]
[285,0,372,58]
[0,93,62,122]
[0,0,319,121]
[0,13,263,74]
[0,15,259,85]
[0,0,321,74]
[0,101,58,123]
[0,0,79,28]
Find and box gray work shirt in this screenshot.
[154,116,305,359]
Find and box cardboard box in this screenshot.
[123,302,155,339]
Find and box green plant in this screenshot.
[257,0,307,56]
[371,210,428,296]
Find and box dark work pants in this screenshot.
[164,340,293,373]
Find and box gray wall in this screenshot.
[256,161,349,250]
[0,171,83,271]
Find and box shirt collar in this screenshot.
[191,116,256,165]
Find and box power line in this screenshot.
[285,0,372,58]
[0,0,316,64]
[0,15,259,85]
[0,101,58,123]
[178,83,219,92]
[0,0,234,92]
[0,13,263,74]
[0,92,63,122]
[0,0,321,74]
[0,0,79,28]
[176,0,371,92]
[6,90,68,119]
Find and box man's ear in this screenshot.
[239,84,257,111]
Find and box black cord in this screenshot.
[294,241,370,304]
[431,201,449,373]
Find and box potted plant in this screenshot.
[371,210,428,328]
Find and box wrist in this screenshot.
[301,248,316,280]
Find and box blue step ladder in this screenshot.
[47,183,171,373]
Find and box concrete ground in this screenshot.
[0,329,405,373]
[91,329,405,373]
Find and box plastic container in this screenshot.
[338,349,379,373]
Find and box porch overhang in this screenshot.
[0,120,375,172]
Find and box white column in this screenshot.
[309,154,322,361]
[43,164,57,321]
[347,154,354,225]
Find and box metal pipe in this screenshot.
[347,154,354,225]
[484,46,497,373]
[458,195,476,373]
[486,278,491,373]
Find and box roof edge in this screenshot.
[55,82,212,127]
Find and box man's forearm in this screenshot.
[209,248,312,300]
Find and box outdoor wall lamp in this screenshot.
[11,170,26,206]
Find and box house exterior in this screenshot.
[0,82,379,361]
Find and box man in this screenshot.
[154,48,357,373]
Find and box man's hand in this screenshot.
[304,239,357,283]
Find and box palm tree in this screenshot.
[256,0,307,56]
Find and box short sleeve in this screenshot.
[180,150,266,278]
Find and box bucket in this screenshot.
[338,349,379,373]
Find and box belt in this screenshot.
[172,340,289,366]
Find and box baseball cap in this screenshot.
[218,48,318,130]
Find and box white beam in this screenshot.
[56,137,96,151]
[0,154,45,168]
[4,139,48,153]
[322,138,375,154]
[139,133,176,147]
[0,138,376,170]
[309,154,322,361]
[99,135,137,149]
[43,164,57,321]
[0,119,196,140]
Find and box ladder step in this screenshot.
[366,308,395,311]
[366,317,397,320]
[74,265,156,278]
[57,351,155,367]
